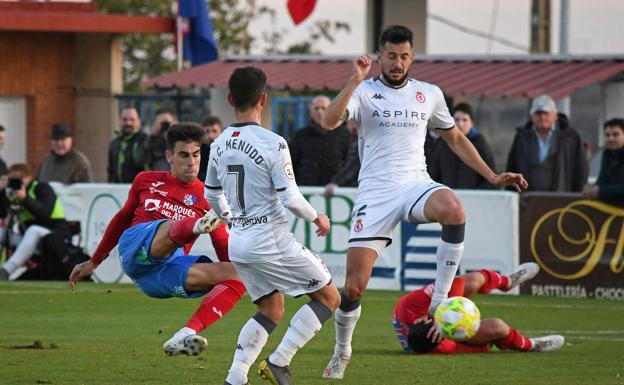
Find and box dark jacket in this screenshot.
[331,138,360,187]
[429,128,496,189]
[107,131,148,183]
[197,142,211,183]
[37,149,93,184]
[596,147,624,204]
[136,134,169,172]
[0,180,70,235]
[289,122,352,186]
[506,115,588,192]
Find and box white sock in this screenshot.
[333,306,361,357]
[430,240,464,309]
[225,318,270,385]
[173,326,195,339]
[269,304,323,367]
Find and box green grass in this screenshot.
[1,282,623,385]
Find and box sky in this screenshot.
[247,0,624,56]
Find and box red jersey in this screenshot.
[91,171,229,264]
[392,277,489,354]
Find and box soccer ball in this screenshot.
[433,296,481,341]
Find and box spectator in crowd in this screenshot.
[37,123,93,184]
[429,103,496,189]
[137,108,177,172]
[290,95,352,186]
[582,118,624,204]
[324,120,359,198]
[0,125,7,177]
[108,107,147,183]
[198,115,223,182]
[506,94,588,192]
[0,163,71,280]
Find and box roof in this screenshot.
[0,1,174,34]
[144,55,624,99]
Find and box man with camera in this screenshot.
[0,163,70,280]
[137,108,177,172]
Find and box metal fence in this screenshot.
[116,93,212,127]
[271,95,314,139]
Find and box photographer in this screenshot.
[0,163,70,280]
[137,108,177,171]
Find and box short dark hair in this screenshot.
[8,163,33,178]
[228,66,267,111]
[201,115,223,128]
[604,118,624,132]
[165,122,205,151]
[407,320,442,354]
[379,25,413,50]
[453,103,474,121]
[0,124,5,132]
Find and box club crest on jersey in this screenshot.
[354,218,364,232]
[416,91,426,103]
[284,162,295,180]
[183,194,197,206]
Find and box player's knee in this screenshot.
[343,281,365,301]
[324,288,341,311]
[488,318,509,339]
[438,201,465,225]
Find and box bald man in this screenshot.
[289,95,352,186]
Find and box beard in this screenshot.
[381,70,409,86]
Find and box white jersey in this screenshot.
[347,76,455,191]
[205,123,304,263]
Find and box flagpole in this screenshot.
[176,16,183,71]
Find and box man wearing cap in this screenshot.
[37,123,93,184]
[506,94,588,192]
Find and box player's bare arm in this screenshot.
[322,54,372,130]
[437,127,528,191]
[313,214,331,237]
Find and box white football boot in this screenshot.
[322,353,351,379]
[193,209,221,234]
[163,333,207,357]
[506,262,540,291]
[530,335,565,352]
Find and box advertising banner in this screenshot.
[519,193,624,300]
[53,184,519,292]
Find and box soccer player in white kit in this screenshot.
[320,25,528,379]
[204,67,341,385]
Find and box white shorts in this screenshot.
[232,247,332,303]
[349,180,449,254]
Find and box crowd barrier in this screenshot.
[52,183,520,293]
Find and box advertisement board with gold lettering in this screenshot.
[519,193,624,300]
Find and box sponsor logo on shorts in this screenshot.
[231,215,269,227]
[307,278,320,288]
[354,218,363,232]
[183,194,197,206]
[416,91,426,103]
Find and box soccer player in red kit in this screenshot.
[392,263,565,354]
[69,123,245,357]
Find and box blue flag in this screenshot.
[178,0,218,66]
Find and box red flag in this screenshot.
[287,0,317,25]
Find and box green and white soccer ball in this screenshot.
[433,296,481,341]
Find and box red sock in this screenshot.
[209,224,230,262]
[169,216,199,245]
[185,279,246,333]
[478,269,510,294]
[495,327,533,351]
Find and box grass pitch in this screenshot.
[0,281,622,385]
